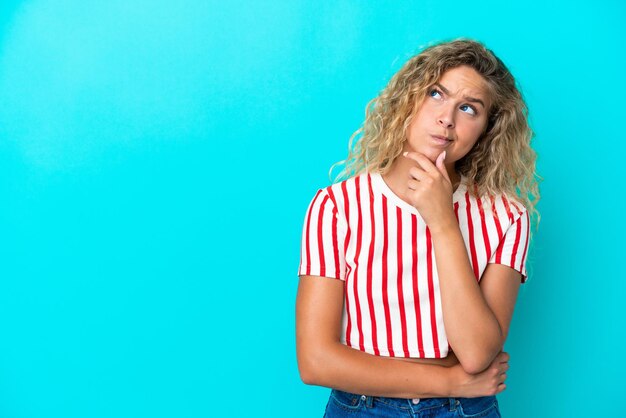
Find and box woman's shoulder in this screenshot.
[485,194,528,226]
[303,173,372,214]
[464,182,527,220]
[491,192,527,218]
[323,172,370,197]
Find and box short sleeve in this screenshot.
[298,188,346,280]
[488,208,530,283]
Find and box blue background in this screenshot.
[0,1,624,417]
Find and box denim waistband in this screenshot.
[330,388,497,414]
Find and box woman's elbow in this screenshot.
[297,344,329,386]
[297,355,319,385]
[459,357,491,375]
[457,347,502,375]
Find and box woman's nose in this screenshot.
[437,106,455,128]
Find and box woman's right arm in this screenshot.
[296,274,510,399]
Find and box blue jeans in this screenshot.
[323,389,501,417]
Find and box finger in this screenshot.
[403,152,439,175]
[407,179,420,190]
[409,166,427,181]
[435,151,451,182]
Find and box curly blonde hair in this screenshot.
[332,38,540,225]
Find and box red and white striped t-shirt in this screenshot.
[298,172,530,358]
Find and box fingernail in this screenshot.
[442,151,446,160]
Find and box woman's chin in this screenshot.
[421,149,441,163]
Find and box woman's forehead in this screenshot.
[436,66,491,106]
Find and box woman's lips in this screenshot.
[430,134,452,146]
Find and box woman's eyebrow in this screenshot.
[434,82,486,109]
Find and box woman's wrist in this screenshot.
[409,364,457,398]
[427,213,459,236]
[442,365,458,397]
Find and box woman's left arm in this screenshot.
[429,226,521,374]
[403,151,522,374]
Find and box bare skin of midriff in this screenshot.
[388,350,460,368]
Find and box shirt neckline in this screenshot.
[369,172,467,215]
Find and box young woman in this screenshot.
[296,39,539,417]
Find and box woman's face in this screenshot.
[405,65,491,165]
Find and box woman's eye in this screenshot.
[429,89,442,99]
[460,104,476,115]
